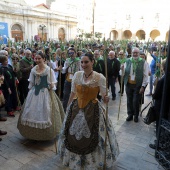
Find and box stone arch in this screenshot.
[38,24,47,41]
[110,30,118,40]
[11,23,23,42]
[150,29,160,41]
[123,30,132,39]
[165,31,169,41]
[136,30,146,40]
[58,27,65,42]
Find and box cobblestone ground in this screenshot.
[0,55,165,170]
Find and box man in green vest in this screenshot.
[123,47,148,122]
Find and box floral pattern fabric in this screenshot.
[57,71,119,170]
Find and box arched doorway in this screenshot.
[110,30,118,40]
[11,24,23,42]
[38,24,47,41]
[165,31,169,41]
[123,30,132,39]
[58,28,65,41]
[136,30,145,40]
[150,29,160,41]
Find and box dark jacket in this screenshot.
[107,58,120,78]
[153,75,164,115]
[93,59,105,76]
[0,64,16,90]
[19,59,33,80]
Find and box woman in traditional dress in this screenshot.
[17,51,65,141]
[57,52,119,170]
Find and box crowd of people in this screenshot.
[0,39,168,169]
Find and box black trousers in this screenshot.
[3,84,18,112]
[118,75,124,94]
[62,80,71,112]
[19,79,29,105]
[126,83,141,117]
[57,73,66,99]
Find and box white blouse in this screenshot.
[71,71,107,97]
[28,65,57,90]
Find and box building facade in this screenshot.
[94,0,169,41]
[0,0,169,42]
[0,0,77,43]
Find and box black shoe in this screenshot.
[112,97,116,101]
[0,117,7,121]
[149,143,156,149]
[0,130,7,136]
[134,117,138,123]
[126,115,133,121]
[0,138,2,141]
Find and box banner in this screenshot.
[0,22,9,44]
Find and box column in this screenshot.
[27,20,32,42]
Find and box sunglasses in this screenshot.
[68,52,74,55]
[81,61,89,64]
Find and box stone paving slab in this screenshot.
[0,60,164,169]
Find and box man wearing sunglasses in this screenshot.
[61,48,81,112]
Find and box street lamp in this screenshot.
[39,24,46,41]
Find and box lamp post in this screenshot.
[39,24,46,42]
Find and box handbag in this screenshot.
[141,100,156,125]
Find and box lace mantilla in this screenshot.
[69,109,91,140]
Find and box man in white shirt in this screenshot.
[61,48,81,112]
[123,47,148,122]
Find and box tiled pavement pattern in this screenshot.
[0,86,164,170]
[0,55,165,170]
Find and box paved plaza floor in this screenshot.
[0,84,164,170]
[0,54,165,170]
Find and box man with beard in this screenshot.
[107,51,120,100]
[123,47,148,122]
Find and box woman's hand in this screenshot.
[103,95,109,103]
[49,83,54,89]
